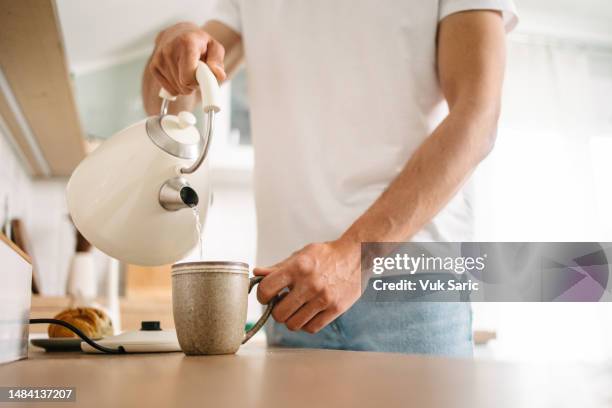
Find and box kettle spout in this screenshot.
[159,177,199,211]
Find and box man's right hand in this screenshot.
[149,22,227,96]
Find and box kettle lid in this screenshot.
[145,112,204,159]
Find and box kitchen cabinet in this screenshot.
[0,0,85,177]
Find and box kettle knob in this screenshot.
[177,111,197,129]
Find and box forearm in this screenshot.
[142,20,243,116]
[257,103,501,330]
[338,103,498,250]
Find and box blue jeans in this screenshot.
[266,298,473,357]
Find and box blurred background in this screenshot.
[0,0,611,362]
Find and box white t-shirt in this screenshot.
[210,0,518,266]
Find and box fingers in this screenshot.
[254,242,358,334]
[177,50,200,92]
[149,26,226,96]
[176,33,205,92]
[152,64,179,97]
[271,285,314,324]
[150,50,186,96]
[162,47,186,94]
[256,267,292,304]
[205,40,227,82]
[285,297,327,331]
[302,308,341,334]
[253,266,274,276]
[253,256,290,276]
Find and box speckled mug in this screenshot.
[171,261,274,355]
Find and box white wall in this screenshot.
[0,128,32,225]
[0,131,75,295]
[514,0,612,44]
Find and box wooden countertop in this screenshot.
[1,343,608,408]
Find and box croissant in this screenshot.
[48,307,113,339]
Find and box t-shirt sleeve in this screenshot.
[439,0,519,32]
[208,0,242,34]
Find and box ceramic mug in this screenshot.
[171,261,275,355]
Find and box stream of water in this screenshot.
[192,206,203,260]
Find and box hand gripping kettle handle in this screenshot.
[158,62,222,175]
[158,61,221,114]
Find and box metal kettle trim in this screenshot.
[152,92,217,211]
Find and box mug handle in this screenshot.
[243,276,277,344]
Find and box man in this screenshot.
[142,0,518,356]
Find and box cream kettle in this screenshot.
[67,62,220,266]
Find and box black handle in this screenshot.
[243,276,278,344]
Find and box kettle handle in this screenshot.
[195,61,221,113]
[158,61,221,115]
[158,62,222,175]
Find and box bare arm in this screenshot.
[254,10,508,333]
[339,10,506,248]
[142,20,243,116]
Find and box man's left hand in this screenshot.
[254,240,361,333]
